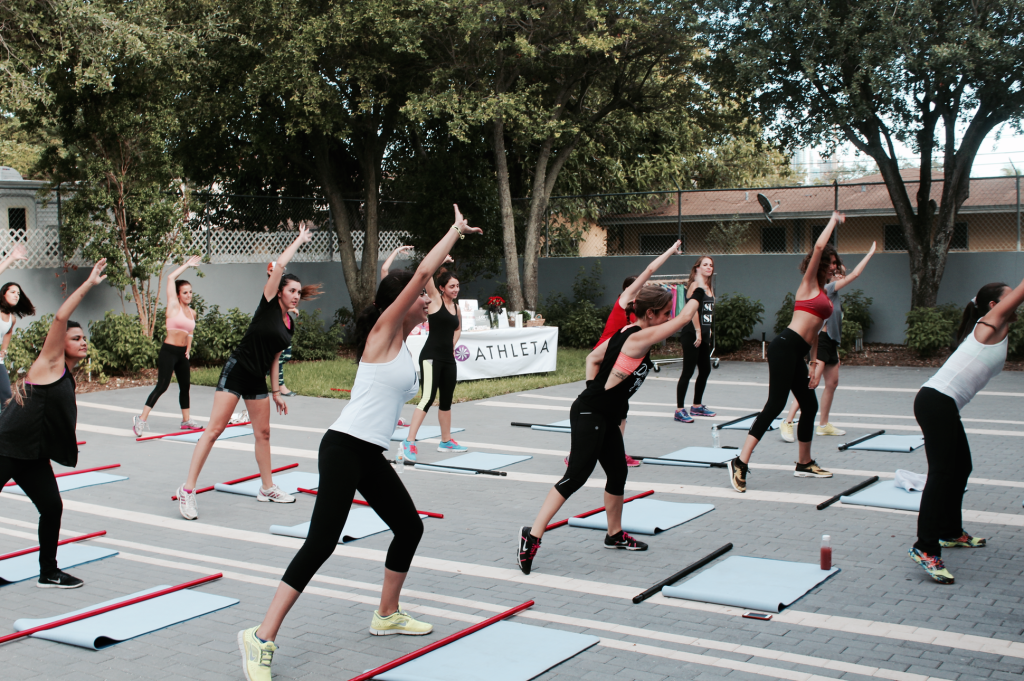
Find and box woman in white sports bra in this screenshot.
[910,279,1024,585]
[0,243,32,410]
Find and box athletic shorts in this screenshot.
[816,333,840,366]
[216,356,269,401]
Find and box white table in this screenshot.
[405,326,559,381]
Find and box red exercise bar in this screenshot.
[0,573,223,645]
[76,441,86,445]
[170,462,298,500]
[136,421,252,442]
[348,599,535,681]
[4,464,121,488]
[545,489,655,531]
[297,488,444,519]
[0,531,106,562]
[330,388,351,392]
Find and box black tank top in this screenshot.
[576,326,653,419]
[0,368,78,467]
[420,300,460,364]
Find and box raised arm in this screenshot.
[618,240,682,307]
[380,245,414,279]
[265,223,313,301]
[796,211,844,298]
[976,276,1024,343]
[0,243,27,278]
[834,242,876,292]
[29,259,106,381]
[624,298,701,353]
[166,255,202,310]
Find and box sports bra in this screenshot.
[167,307,196,334]
[793,289,833,320]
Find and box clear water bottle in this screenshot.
[712,426,720,448]
[396,451,405,474]
[820,534,832,570]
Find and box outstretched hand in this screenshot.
[185,255,202,268]
[443,255,454,264]
[452,204,483,236]
[867,240,876,256]
[394,245,414,255]
[831,210,846,224]
[7,243,27,261]
[86,259,108,286]
[671,239,683,255]
[295,223,314,245]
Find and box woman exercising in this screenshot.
[0,245,34,410]
[0,259,107,589]
[177,226,318,520]
[401,260,465,462]
[909,280,1024,585]
[675,255,716,423]
[238,206,482,681]
[517,285,700,575]
[134,256,202,436]
[726,211,844,493]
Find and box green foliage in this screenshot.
[191,305,251,366]
[1007,308,1024,357]
[333,307,356,346]
[291,309,342,361]
[7,315,108,383]
[774,292,795,335]
[905,307,956,357]
[716,293,764,354]
[841,289,874,333]
[538,262,610,348]
[840,318,862,354]
[89,312,159,372]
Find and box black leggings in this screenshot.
[554,401,628,500]
[145,343,190,409]
[0,457,62,575]
[417,358,456,413]
[677,326,712,407]
[281,430,424,593]
[913,387,971,556]
[748,329,817,443]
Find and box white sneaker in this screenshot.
[779,420,795,443]
[257,484,296,503]
[133,416,148,437]
[816,423,846,436]
[177,485,198,520]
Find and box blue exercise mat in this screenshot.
[840,479,923,511]
[644,447,734,468]
[568,499,715,535]
[718,415,783,431]
[215,471,319,497]
[0,544,118,585]
[6,471,127,496]
[416,452,532,475]
[270,506,428,543]
[375,620,599,681]
[662,556,839,613]
[164,426,254,443]
[531,419,571,433]
[391,426,465,442]
[841,434,924,452]
[13,586,238,649]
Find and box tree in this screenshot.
[712,0,1024,308]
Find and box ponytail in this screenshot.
[955,282,1009,348]
[354,270,414,362]
[279,273,323,301]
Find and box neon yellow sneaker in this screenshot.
[939,533,986,548]
[816,423,846,436]
[909,548,955,584]
[370,607,433,636]
[238,626,277,681]
[779,420,795,443]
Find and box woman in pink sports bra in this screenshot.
[134,255,202,435]
[726,211,844,493]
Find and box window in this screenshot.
[640,233,683,255]
[761,225,786,253]
[950,222,968,250]
[810,224,836,247]
[7,207,27,232]
[884,224,907,251]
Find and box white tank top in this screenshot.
[330,342,419,449]
[0,312,13,339]
[921,323,1007,411]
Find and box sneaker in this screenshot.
[177,484,198,520]
[517,526,541,575]
[370,607,433,636]
[564,456,569,466]
[132,416,148,437]
[604,530,648,551]
[909,548,955,584]
[624,453,641,468]
[437,439,469,453]
[673,408,693,423]
[940,533,986,548]
[238,626,277,681]
[400,439,418,463]
[794,460,833,478]
[257,484,296,503]
[816,423,846,436]
[779,420,795,443]
[689,405,717,417]
[728,456,748,493]
[37,570,84,589]
[397,419,411,428]
[180,419,201,431]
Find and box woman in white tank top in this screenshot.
[0,244,32,411]
[910,279,1024,585]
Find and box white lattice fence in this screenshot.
[2,228,64,268]
[203,229,412,263]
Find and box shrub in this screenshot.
[840,318,862,354]
[1007,307,1024,357]
[905,306,956,357]
[774,292,794,335]
[6,314,53,376]
[333,306,356,346]
[192,305,251,365]
[292,309,342,361]
[538,261,609,347]
[840,289,874,333]
[89,311,159,372]
[716,293,764,354]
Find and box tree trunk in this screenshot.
[491,117,525,311]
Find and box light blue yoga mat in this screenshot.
[0,544,118,585]
[376,620,599,681]
[531,419,571,433]
[215,471,319,497]
[13,586,238,649]
[840,479,923,511]
[416,452,532,475]
[662,556,839,613]
[842,434,924,452]
[644,447,734,468]
[6,471,127,496]
[164,426,254,443]
[391,426,465,442]
[568,498,715,535]
[718,416,783,431]
[270,506,428,543]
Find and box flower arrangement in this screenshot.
[486,296,505,328]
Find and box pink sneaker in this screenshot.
[624,454,642,468]
[397,419,411,427]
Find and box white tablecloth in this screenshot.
[405,327,559,381]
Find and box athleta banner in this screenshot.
[406,326,559,381]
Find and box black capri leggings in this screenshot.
[554,400,628,500]
[0,457,62,575]
[913,387,971,557]
[281,430,424,593]
[417,358,456,413]
[748,329,818,443]
[677,326,712,407]
[145,343,190,409]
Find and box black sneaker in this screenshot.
[794,459,832,478]
[728,456,748,493]
[38,570,84,589]
[516,526,541,575]
[604,530,648,551]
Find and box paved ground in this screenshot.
[2,361,1023,680]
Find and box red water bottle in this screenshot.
[820,534,832,570]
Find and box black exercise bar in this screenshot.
[816,476,879,510]
[837,430,885,452]
[632,543,733,604]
